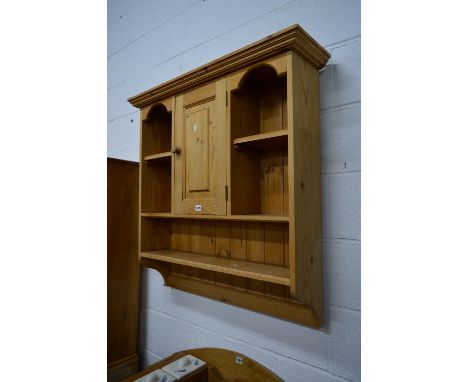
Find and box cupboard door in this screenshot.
[173,79,227,215]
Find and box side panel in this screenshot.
[287,51,323,323]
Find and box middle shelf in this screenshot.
[141,212,289,223]
[144,151,172,162]
[140,250,290,285]
[233,130,288,151]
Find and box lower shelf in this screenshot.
[140,250,290,286]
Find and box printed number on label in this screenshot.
[194,204,202,212]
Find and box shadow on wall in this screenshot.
[139,268,331,358]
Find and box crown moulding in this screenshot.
[127,24,330,109]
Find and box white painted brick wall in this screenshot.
[108,1,361,380]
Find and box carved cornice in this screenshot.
[128,24,330,109]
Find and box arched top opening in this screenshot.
[142,103,172,157]
[230,64,287,141]
[235,65,281,93]
[230,63,289,217]
[146,103,169,122]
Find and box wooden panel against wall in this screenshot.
[107,158,140,378]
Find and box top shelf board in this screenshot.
[233,130,288,151]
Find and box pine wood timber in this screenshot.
[168,275,320,328]
[261,151,288,216]
[230,65,288,217]
[123,348,283,382]
[174,80,227,216]
[108,354,139,382]
[287,51,323,324]
[141,98,173,120]
[141,161,171,213]
[228,54,288,91]
[140,218,171,253]
[131,25,329,328]
[214,221,231,287]
[140,100,173,214]
[233,130,288,151]
[107,159,140,380]
[229,221,248,290]
[264,223,286,299]
[143,151,172,162]
[128,24,330,108]
[142,104,172,157]
[140,250,290,286]
[140,212,289,223]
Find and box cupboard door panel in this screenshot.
[185,104,211,193]
[174,79,227,215]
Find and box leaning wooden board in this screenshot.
[107,158,140,381]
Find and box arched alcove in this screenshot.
[142,103,172,157]
[230,65,289,216]
[141,103,172,213]
[231,65,287,140]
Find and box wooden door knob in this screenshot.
[171,145,181,155]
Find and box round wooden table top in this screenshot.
[123,347,283,382]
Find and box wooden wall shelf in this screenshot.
[233,130,288,151]
[129,25,329,328]
[141,250,290,285]
[140,212,289,223]
[144,152,172,162]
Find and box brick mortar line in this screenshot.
[107,147,138,155]
[322,170,361,175]
[320,101,361,114]
[323,35,361,50]
[322,237,361,243]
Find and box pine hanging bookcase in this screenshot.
[128,24,330,328]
